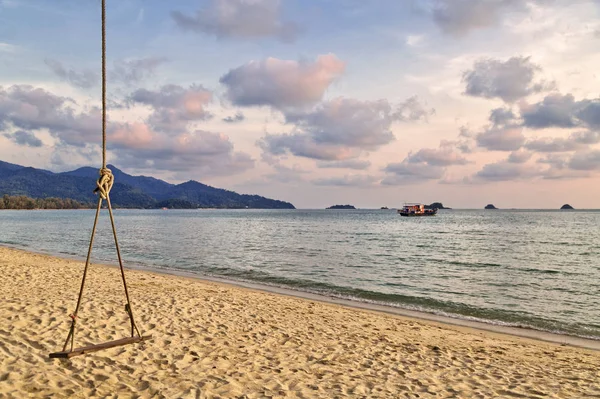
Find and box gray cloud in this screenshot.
[110,57,168,85]
[475,106,525,151]
[3,130,43,147]
[381,162,445,185]
[393,96,436,122]
[312,174,377,187]
[525,137,581,152]
[220,54,345,109]
[381,143,467,185]
[524,130,600,152]
[222,111,245,123]
[108,123,254,177]
[489,107,516,125]
[129,84,213,133]
[406,147,469,166]
[474,159,539,182]
[316,159,371,170]
[463,56,553,103]
[507,149,532,163]
[476,126,525,151]
[258,97,430,161]
[568,150,600,171]
[45,57,167,89]
[258,133,359,161]
[0,85,100,147]
[44,58,99,89]
[521,94,578,129]
[522,94,600,130]
[171,0,300,42]
[0,84,252,178]
[432,0,509,37]
[263,163,308,184]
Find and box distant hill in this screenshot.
[0,160,295,209]
[327,204,356,209]
[425,202,451,210]
[485,204,498,209]
[560,204,574,210]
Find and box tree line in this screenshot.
[0,195,93,210]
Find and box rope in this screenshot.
[61,0,142,353]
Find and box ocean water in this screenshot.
[1,208,599,339]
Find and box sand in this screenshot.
[0,246,599,398]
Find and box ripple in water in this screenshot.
[1,208,599,339]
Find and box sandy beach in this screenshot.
[1,246,599,398]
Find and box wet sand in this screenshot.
[1,246,599,398]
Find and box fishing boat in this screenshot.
[398,203,437,217]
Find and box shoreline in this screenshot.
[2,244,599,397]
[3,243,599,351]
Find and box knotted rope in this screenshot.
[93,167,114,199]
[59,0,142,354]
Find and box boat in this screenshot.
[398,203,437,217]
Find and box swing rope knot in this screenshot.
[94,167,114,199]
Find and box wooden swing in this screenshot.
[49,0,150,359]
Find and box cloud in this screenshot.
[521,94,600,130]
[45,57,167,89]
[220,54,345,109]
[110,57,168,85]
[171,0,300,42]
[507,149,532,163]
[475,106,524,151]
[536,153,589,180]
[258,96,430,161]
[406,147,469,166]
[3,130,43,147]
[312,174,377,187]
[462,56,554,103]
[44,58,99,89]
[432,0,509,37]
[222,111,245,123]
[108,122,254,176]
[0,84,252,177]
[474,160,538,181]
[0,84,100,147]
[520,94,579,129]
[263,163,308,184]
[381,142,467,185]
[476,126,525,151]
[381,161,445,185]
[129,84,213,133]
[316,159,371,170]
[489,107,516,125]
[568,149,600,171]
[258,133,359,161]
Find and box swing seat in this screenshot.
[49,335,151,359]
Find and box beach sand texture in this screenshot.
[1,246,599,398]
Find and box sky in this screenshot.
[1,0,600,209]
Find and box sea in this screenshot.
[1,208,599,340]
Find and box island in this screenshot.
[485,204,498,209]
[425,202,451,210]
[560,204,574,210]
[0,160,295,209]
[380,206,389,210]
[326,205,356,210]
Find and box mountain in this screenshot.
[560,204,574,210]
[0,161,295,209]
